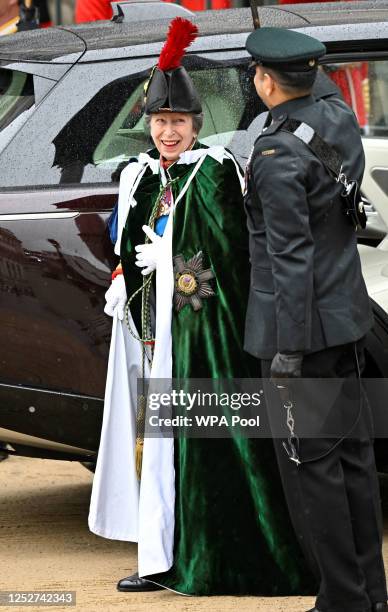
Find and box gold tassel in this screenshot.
[135,394,146,481]
[135,437,144,481]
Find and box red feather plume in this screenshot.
[158,17,198,72]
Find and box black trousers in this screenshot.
[262,340,387,612]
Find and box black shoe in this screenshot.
[0,452,8,462]
[117,572,163,592]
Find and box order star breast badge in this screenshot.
[173,252,215,312]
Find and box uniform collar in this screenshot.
[270,94,314,121]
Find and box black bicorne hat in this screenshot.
[144,17,202,114]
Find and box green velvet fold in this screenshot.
[120,145,315,596]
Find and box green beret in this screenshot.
[246,27,326,73]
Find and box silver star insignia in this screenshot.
[173,252,215,312]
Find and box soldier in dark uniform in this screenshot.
[244,27,387,612]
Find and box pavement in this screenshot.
[0,455,387,612]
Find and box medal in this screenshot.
[173,252,215,312]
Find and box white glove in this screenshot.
[134,225,164,276]
[104,274,127,320]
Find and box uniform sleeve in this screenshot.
[252,137,314,353]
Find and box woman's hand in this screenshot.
[104,275,127,320]
[134,225,164,276]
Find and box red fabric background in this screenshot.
[75,0,113,23]
[75,0,231,21]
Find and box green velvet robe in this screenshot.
[120,145,315,596]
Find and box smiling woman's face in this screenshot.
[150,112,196,161]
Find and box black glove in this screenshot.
[270,352,303,380]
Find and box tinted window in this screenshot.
[92,58,263,178]
[325,60,388,237]
[0,68,34,154]
[323,60,388,137]
[0,55,263,188]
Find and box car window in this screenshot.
[363,61,388,138]
[93,60,262,174]
[0,68,35,153]
[0,55,264,188]
[54,56,263,184]
[324,60,388,236]
[322,60,388,137]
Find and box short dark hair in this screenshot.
[263,66,318,95]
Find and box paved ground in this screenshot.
[1,455,387,612]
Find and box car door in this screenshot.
[0,57,156,455]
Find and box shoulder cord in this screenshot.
[124,179,178,348]
[124,154,207,479]
[124,152,208,343]
[126,179,177,481]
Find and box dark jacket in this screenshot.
[244,87,373,359]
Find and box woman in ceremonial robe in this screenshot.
[89,17,315,597]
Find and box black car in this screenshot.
[1,0,388,465]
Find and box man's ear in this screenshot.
[263,73,274,98]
